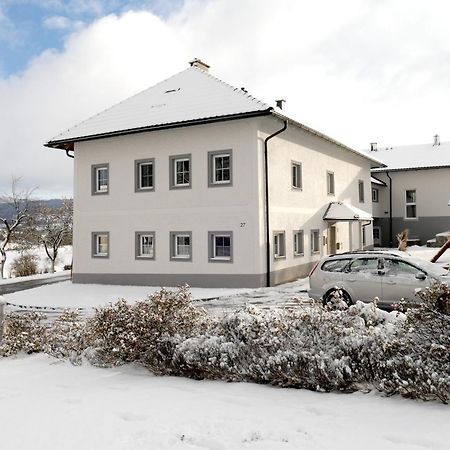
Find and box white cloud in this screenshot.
[42,15,84,30]
[1,0,450,197]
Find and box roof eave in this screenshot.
[45,109,273,150]
[372,164,450,173]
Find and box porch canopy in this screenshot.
[323,202,372,221]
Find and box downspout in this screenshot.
[65,150,74,159]
[264,120,288,287]
[386,171,393,246]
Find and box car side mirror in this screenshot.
[415,272,426,281]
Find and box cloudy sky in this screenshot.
[1,0,449,198]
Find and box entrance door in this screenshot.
[373,226,381,246]
[328,224,337,254]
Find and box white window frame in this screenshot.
[372,187,379,203]
[209,232,233,262]
[405,189,417,219]
[327,171,335,195]
[170,154,191,189]
[170,232,192,261]
[92,232,109,258]
[135,159,154,191]
[174,158,190,187]
[92,164,109,195]
[135,232,155,259]
[292,162,302,189]
[311,230,320,254]
[273,231,286,259]
[293,230,304,256]
[208,150,233,187]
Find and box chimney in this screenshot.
[433,134,440,146]
[275,99,286,110]
[189,58,210,72]
[370,142,377,152]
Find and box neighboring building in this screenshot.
[45,59,383,288]
[368,137,450,247]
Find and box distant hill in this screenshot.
[0,199,67,222]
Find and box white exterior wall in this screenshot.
[73,119,264,287]
[255,117,373,283]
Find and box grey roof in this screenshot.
[366,141,450,172]
[47,66,271,146]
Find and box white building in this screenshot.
[369,138,450,247]
[46,60,383,287]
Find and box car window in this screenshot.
[348,258,378,273]
[384,259,422,277]
[321,259,351,272]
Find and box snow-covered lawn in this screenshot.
[0,354,449,450]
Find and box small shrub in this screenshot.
[10,252,38,277]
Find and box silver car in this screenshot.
[308,251,449,307]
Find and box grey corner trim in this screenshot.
[291,160,303,190]
[91,163,109,195]
[293,229,305,257]
[169,153,192,190]
[91,231,110,258]
[170,231,193,262]
[273,230,286,260]
[208,231,233,263]
[208,149,233,187]
[310,229,320,254]
[326,170,335,195]
[134,158,155,193]
[135,231,156,260]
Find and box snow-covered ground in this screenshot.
[1,354,449,450]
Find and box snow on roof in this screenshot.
[47,66,271,145]
[323,202,372,221]
[371,176,386,186]
[366,141,450,172]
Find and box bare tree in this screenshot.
[31,199,73,273]
[0,178,34,279]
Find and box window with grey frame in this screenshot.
[358,180,365,203]
[311,230,320,254]
[92,232,109,258]
[292,162,302,189]
[405,189,417,218]
[293,230,304,256]
[92,164,109,195]
[208,150,232,186]
[273,231,286,259]
[135,232,155,259]
[209,232,232,262]
[327,171,335,195]
[135,159,154,191]
[372,187,379,203]
[170,232,192,261]
[170,154,191,189]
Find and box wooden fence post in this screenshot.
[0,296,5,342]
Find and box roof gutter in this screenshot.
[264,119,288,287]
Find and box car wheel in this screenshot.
[323,288,353,307]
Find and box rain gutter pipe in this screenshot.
[264,120,288,287]
[386,171,393,246]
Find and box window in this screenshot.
[92,232,109,258]
[293,230,304,256]
[135,159,154,191]
[292,162,302,189]
[170,232,192,261]
[372,187,379,203]
[311,230,320,254]
[405,189,417,218]
[321,259,351,272]
[208,150,232,186]
[92,164,109,195]
[170,154,191,189]
[358,180,365,203]
[348,258,378,273]
[273,231,286,259]
[135,232,155,259]
[209,232,233,262]
[327,171,335,195]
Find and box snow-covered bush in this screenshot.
[10,252,38,277]
[0,312,46,356]
[85,285,210,371]
[378,282,450,403]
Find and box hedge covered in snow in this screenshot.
[1,283,450,403]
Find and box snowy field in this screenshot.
[1,354,449,450]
